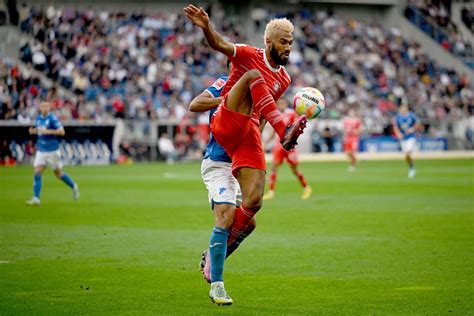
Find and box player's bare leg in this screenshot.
[263,165,279,200]
[406,153,416,178]
[289,163,311,200]
[26,165,45,206]
[347,152,356,172]
[227,167,265,246]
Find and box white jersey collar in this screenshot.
[263,50,281,73]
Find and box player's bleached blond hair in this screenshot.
[264,18,294,41]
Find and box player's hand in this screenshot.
[183,5,210,29]
[28,127,37,135]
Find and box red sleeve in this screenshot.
[229,44,257,62]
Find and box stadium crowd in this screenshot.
[1,4,473,158]
[405,0,473,59]
[17,4,244,123]
[0,59,62,121]
[274,9,473,130]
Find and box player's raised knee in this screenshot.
[244,69,263,82]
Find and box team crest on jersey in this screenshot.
[212,79,226,90]
[273,81,280,92]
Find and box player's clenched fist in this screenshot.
[183,5,209,28]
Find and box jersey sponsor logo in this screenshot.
[212,78,226,90]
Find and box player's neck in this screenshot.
[264,50,280,70]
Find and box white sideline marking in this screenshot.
[268,151,474,162]
[0,260,11,264]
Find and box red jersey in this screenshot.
[343,117,362,139]
[222,44,291,124]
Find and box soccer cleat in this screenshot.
[408,168,416,178]
[25,197,40,206]
[199,249,211,283]
[73,184,80,200]
[262,190,275,200]
[301,186,312,200]
[209,282,233,305]
[281,115,308,151]
[348,165,355,172]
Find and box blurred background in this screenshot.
[0,0,472,166]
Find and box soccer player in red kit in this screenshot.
[184,4,307,304]
[263,99,312,200]
[343,109,362,171]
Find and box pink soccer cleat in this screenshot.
[281,115,308,151]
[199,249,211,283]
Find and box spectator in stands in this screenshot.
[461,6,473,32]
[322,127,337,153]
[158,132,177,164]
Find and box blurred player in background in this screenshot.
[263,98,311,200]
[189,70,256,305]
[26,101,79,206]
[184,4,307,305]
[393,104,419,178]
[343,109,362,172]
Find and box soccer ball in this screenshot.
[293,87,325,119]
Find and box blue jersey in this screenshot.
[35,113,63,152]
[396,111,417,140]
[203,76,231,163]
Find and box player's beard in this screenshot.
[270,46,289,66]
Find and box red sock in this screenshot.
[228,205,256,246]
[296,172,307,187]
[249,77,286,139]
[269,169,277,191]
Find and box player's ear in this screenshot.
[265,37,272,50]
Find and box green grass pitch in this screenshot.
[0,159,473,314]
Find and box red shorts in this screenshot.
[344,137,359,153]
[211,101,266,177]
[272,143,298,166]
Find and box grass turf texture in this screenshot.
[0,159,473,315]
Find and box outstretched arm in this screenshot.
[189,91,223,112]
[183,5,234,56]
[42,128,65,136]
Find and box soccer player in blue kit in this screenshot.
[189,69,257,305]
[393,104,420,178]
[26,101,79,205]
